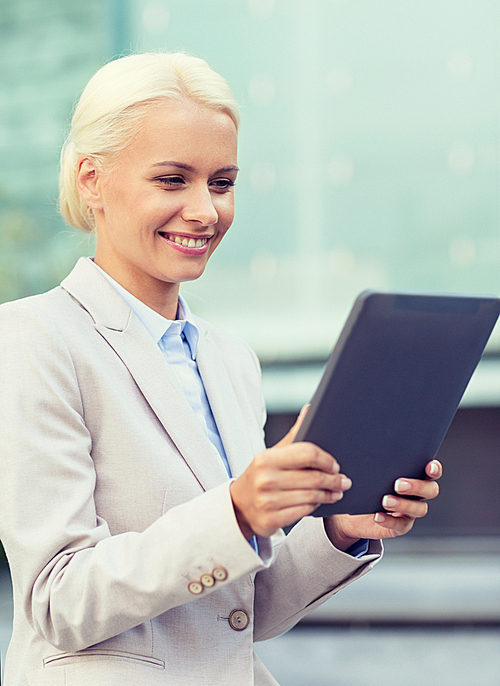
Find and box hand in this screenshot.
[230,406,353,539]
[324,460,443,551]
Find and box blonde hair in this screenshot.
[58,52,240,233]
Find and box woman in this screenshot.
[0,53,441,685]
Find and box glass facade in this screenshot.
[1,0,500,362]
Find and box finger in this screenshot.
[259,485,348,510]
[262,469,351,494]
[275,404,310,447]
[255,502,330,534]
[259,442,340,475]
[394,477,439,501]
[425,459,442,480]
[373,512,415,536]
[381,494,429,519]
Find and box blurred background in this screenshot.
[1,0,499,683]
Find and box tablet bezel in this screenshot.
[293,290,500,517]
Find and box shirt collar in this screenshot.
[89,258,200,360]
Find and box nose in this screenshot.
[181,184,218,226]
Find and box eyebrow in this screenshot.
[152,161,239,174]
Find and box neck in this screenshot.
[92,257,180,320]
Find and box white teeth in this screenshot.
[164,234,209,248]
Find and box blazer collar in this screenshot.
[61,257,132,331]
[61,258,229,491]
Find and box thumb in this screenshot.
[275,404,310,448]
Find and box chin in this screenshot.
[172,268,208,284]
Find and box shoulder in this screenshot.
[0,285,99,380]
[0,287,66,331]
[0,286,87,340]
[0,289,90,412]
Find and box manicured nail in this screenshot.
[382,495,398,509]
[374,513,386,523]
[341,477,352,490]
[395,479,411,493]
[429,462,439,477]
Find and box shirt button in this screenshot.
[200,573,215,588]
[212,566,228,581]
[188,581,203,595]
[228,609,249,631]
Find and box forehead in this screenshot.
[123,100,238,168]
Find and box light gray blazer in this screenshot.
[0,258,381,686]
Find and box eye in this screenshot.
[157,175,185,188]
[210,178,236,193]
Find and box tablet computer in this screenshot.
[293,291,500,517]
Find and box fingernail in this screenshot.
[341,477,352,490]
[374,513,386,523]
[331,461,340,474]
[331,491,343,502]
[382,495,398,509]
[395,479,411,493]
[429,462,439,477]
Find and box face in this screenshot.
[80,100,238,317]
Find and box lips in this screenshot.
[159,232,211,249]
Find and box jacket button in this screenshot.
[188,581,203,595]
[212,566,228,581]
[228,609,249,631]
[200,573,215,588]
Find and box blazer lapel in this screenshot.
[61,258,228,492]
[196,330,258,478]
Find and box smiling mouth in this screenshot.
[159,232,211,248]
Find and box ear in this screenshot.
[76,155,105,211]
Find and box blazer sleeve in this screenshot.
[0,300,274,652]
[253,519,382,641]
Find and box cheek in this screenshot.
[216,196,235,230]
[209,219,232,255]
